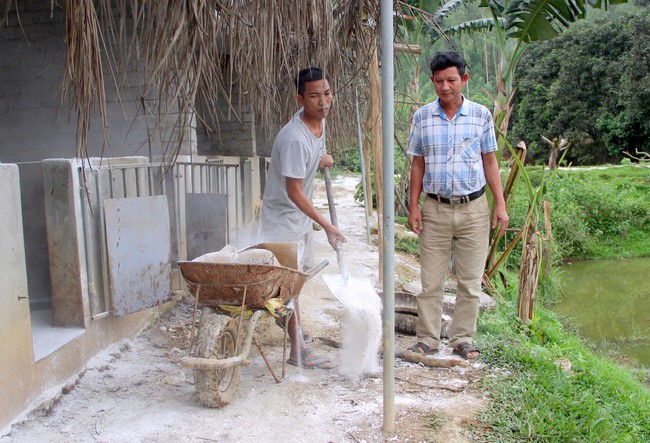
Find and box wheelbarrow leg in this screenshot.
[189,285,201,353]
[253,336,282,383]
[280,310,293,380]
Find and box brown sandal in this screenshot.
[407,342,439,355]
[452,342,480,360]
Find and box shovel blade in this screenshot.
[322,274,377,305]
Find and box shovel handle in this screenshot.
[323,167,339,228]
[323,167,349,282]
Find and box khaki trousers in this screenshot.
[416,194,490,349]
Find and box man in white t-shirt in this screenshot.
[261,67,346,369]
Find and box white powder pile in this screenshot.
[322,274,382,380]
[192,245,277,265]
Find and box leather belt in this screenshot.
[427,187,485,205]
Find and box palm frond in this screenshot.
[434,0,472,22]
[479,0,508,14]
[58,0,381,162]
[504,0,587,42]
[431,17,506,41]
[62,0,108,159]
[2,0,12,26]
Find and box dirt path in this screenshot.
[2,175,488,443]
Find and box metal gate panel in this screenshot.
[185,193,228,260]
[104,195,172,316]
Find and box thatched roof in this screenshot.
[3,1,381,160]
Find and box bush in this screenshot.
[508,165,650,262]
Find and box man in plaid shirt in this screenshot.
[407,51,509,360]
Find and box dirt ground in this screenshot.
[2,175,489,443]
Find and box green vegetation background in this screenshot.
[329,160,650,441]
[330,3,650,439]
[388,3,650,167]
[478,165,650,442]
[508,164,650,263]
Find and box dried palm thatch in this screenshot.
[2,1,380,161]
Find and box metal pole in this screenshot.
[380,0,395,434]
[355,88,371,244]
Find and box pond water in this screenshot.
[555,257,650,368]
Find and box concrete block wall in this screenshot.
[195,81,277,226]
[0,3,266,432]
[196,82,276,160]
[0,3,194,163]
[0,4,196,308]
[0,163,33,434]
[197,85,258,157]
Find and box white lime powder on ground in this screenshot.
[322,274,382,380]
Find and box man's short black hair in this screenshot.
[429,51,467,77]
[294,67,331,96]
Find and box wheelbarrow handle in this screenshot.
[306,259,329,280]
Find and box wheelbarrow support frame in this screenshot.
[180,309,267,370]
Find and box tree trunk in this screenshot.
[549,146,559,170]
[517,218,541,322]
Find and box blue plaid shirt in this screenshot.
[407,96,497,197]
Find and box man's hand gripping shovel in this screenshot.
[322,166,349,284]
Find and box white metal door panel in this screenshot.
[104,195,172,316]
[185,193,228,260]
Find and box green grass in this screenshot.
[384,164,650,266]
[384,164,650,442]
[473,293,650,442]
[471,165,650,441]
[424,409,446,432]
[394,215,420,256]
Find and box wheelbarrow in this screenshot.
[177,243,327,408]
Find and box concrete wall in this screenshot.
[0,159,175,434]
[0,3,263,434]
[0,3,194,309]
[0,164,160,435]
[197,83,276,159]
[0,163,33,434]
[195,85,272,220]
[17,162,52,309]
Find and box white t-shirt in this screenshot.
[260,109,326,241]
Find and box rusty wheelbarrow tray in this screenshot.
[176,250,327,408]
[177,261,314,310]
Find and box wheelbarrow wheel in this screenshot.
[194,308,241,407]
